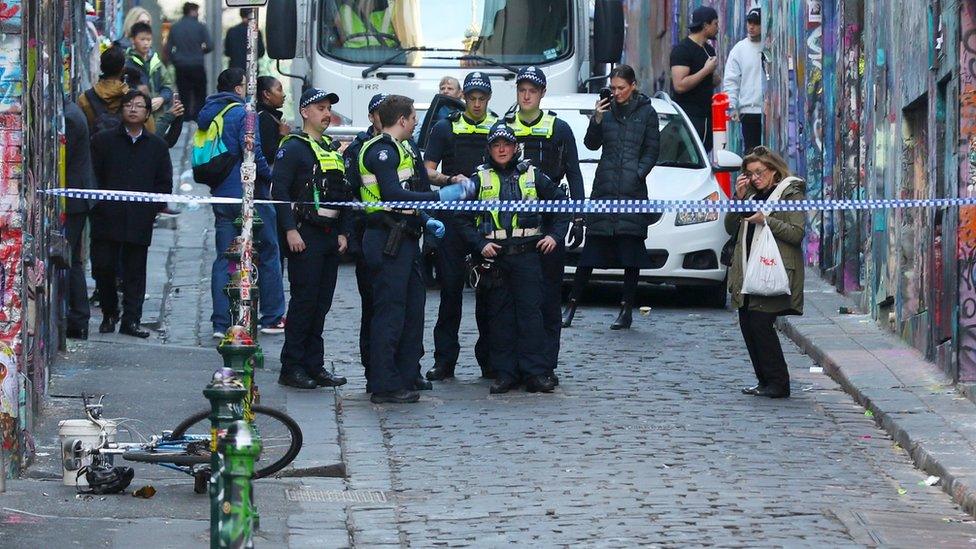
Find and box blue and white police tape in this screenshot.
[42,188,976,214]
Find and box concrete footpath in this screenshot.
[779,269,976,517]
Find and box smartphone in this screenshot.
[599,87,612,102]
[173,91,180,103]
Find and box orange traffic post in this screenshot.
[711,92,731,197]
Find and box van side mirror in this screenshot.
[593,0,624,64]
[266,0,297,60]
[713,149,744,172]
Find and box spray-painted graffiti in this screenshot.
[959,0,976,382]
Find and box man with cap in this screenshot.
[343,92,387,389]
[358,94,475,404]
[505,66,585,384]
[272,88,352,389]
[670,5,721,151]
[457,122,570,394]
[423,71,498,382]
[723,7,764,152]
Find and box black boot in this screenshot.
[610,302,632,330]
[425,364,455,381]
[561,299,578,328]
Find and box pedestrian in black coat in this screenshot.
[90,89,172,338]
[64,101,95,340]
[562,65,660,331]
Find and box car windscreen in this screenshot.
[553,110,706,168]
[319,0,572,66]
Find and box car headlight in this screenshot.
[674,192,721,226]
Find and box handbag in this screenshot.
[720,228,737,267]
[740,178,795,296]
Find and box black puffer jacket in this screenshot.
[583,93,660,237]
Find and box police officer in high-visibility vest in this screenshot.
[359,94,476,404]
[343,92,387,390]
[505,66,586,385]
[272,88,352,390]
[424,72,498,381]
[457,122,570,394]
[337,0,395,48]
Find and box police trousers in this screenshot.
[540,244,566,370]
[483,251,549,380]
[280,223,341,377]
[363,226,426,394]
[433,223,489,370]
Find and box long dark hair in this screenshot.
[257,76,279,105]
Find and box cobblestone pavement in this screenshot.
[156,192,976,546]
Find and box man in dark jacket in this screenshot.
[224,9,265,71]
[90,90,172,338]
[198,68,285,339]
[164,2,213,120]
[64,101,95,340]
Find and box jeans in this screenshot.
[211,203,286,332]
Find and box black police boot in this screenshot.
[119,321,150,338]
[561,299,578,328]
[741,384,765,396]
[310,370,347,387]
[99,315,118,334]
[278,370,318,390]
[414,376,433,391]
[370,389,421,404]
[425,364,455,381]
[609,302,632,330]
[66,326,88,340]
[548,372,560,386]
[489,377,519,394]
[525,375,556,393]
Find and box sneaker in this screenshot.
[212,331,225,339]
[260,318,285,335]
[158,207,181,217]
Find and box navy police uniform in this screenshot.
[272,123,352,388]
[424,72,497,378]
[359,131,442,398]
[506,66,586,376]
[457,123,569,392]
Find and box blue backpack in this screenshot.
[191,102,241,190]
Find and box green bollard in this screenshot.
[203,367,246,546]
[217,327,258,420]
[217,420,262,548]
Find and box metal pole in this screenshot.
[238,7,258,333]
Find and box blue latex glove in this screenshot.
[438,177,476,202]
[426,218,446,239]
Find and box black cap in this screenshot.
[746,7,760,23]
[462,71,492,95]
[487,122,517,144]
[515,66,547,88]
[368,93,387,114]
[689,6,719,28]
[299,88,339,109]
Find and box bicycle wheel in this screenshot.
[170,405,303,479]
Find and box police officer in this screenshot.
[272,88,351,389]
[505,66,585,384]
[424,72,497,381]
[359,94,475,404]
[343,93,387,390]
[457,122,570,394]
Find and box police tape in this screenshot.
[42,188,976,214]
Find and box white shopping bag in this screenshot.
[741,223,790,296]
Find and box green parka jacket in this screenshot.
[725,176,806,315]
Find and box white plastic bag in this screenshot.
[741,224,790,296]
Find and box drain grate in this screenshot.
[285,489,389,504]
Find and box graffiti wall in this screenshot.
[959,0,976,382]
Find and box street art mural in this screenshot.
[959,0,976,382]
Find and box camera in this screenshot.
[599,87,612,102]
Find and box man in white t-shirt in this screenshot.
[723,7,764,152]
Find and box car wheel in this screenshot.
[700,277,728,309]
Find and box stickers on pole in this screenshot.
[225,0,266,6]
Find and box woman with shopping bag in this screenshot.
[725,146,806,399]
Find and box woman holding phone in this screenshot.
[561,65,660,330]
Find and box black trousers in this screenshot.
[363,227,426,394]
[174,64,207,120]
[280,223,340,377]
[737,307,790,391]
[484,251,548,380]
[688,114,713,152]
[355,255,373,377]
[433,224,488,370]
[740,113,762,154]
[65,213,90,331]
[91,239,148,325]
[540,244,565,370]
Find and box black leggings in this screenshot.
[571,267,639,304]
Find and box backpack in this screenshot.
[84,89,122,137]
[191,102,241,190]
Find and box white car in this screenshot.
[544,92,741,308]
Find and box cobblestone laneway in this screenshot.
[163,199,972,547]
